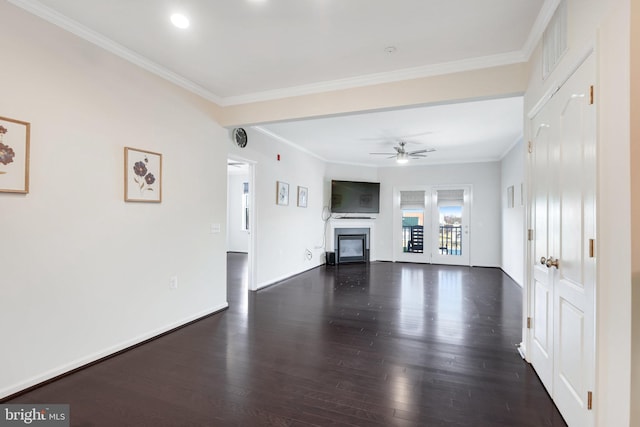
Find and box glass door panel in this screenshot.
[438,206,462,255]
[431,187,470,266]
[396,189,429,263]
[402,209,424,253]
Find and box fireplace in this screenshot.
[329,222,373,264]
[337,234,367,264]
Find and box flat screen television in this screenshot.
[331,180,380,214]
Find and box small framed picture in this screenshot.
[124,147,162,203]
[507,185,514,209]
[297,186,308,208]
[276,181,289,206]
[0,115,30,194]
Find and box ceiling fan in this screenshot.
[370,141,435,164]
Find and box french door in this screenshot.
[395,188,430,263]
[394,186,470,266]
[528,53,596,427]
[430,186,470,266]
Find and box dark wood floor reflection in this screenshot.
[8,255,566,426]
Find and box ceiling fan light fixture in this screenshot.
[396,152,409,164]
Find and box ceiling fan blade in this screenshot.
[408,148,436,155]
[369,152,395,155]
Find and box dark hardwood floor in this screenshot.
[7,255,566,426]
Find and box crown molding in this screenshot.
[252,126,328,163]
[254,126,505,168]
[498,133,525,161]
[10,0,551,108]
[220,51,528,106]
[8,0,224,105]
[254,126,392,168]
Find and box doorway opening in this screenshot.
[227,158,256,295]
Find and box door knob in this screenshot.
[540,257,547,265]
[545,257,559,269]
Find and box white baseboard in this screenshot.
[0,303,228,399]
[256,263,323,290]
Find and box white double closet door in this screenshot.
[528,53,596,427]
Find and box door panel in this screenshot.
[532,265,553,391]
[529,53,595,427]
[395,188,430,263]
[530,99,554,393]
[431,186,470,266]
[557,297,584,402]
[552,54,595,427]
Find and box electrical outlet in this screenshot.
[210,223,221,234]
[169,276,178,289]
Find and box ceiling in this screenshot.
[12,0,553,166]
[257,96,523,166]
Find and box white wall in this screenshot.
[0,3,228,398]
[631,2,640,424]
[500,140,525,286]
[323,162,501,267]
[226,170,249,252]
[227,129,327,289]
[375,162,502,267]
[596,3,633,425]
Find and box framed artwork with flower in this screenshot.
[276,181,289,206]
[124,147,162,203]
[297,186,308,208]
[0,116,30,194]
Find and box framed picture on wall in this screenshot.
[297,186,308,208]
[507,185,515,209]
[124,147,162,203]
[276,181,289,206]
[0,115,30,194]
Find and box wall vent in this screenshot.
[542,0,568,79]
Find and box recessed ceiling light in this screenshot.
[170,13,190,29]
